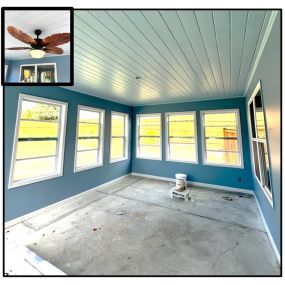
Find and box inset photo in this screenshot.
[2,7,73,85]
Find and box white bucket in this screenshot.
[175,173,187,190]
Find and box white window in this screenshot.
[9,94,68,188]
[248,81,272,205]
[110,112,128,162]
[74,105,104,172]
[136,114,162,160]
[166,112,197,163]
[201,110,243,167]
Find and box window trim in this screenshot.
[8,93,68,189]
[74,105,105,173]
[165,111,198,164]
[19,63,58,83]
[136,113,162,161]
[200,109,244,168]
[247,81,273,206]
[109,111,129,164]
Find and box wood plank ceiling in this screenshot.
[5,10,70,60]
[72,10,273,106]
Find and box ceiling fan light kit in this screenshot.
[29,49,46,59]
[6,26,70,59]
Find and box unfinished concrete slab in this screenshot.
[5,176,280,275]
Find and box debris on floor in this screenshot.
[222,196,233,201]
[93,228,98,231]
[116,212,126,216]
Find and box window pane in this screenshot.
[111,138,124,160]
[139,137,160,145]
[18,121,58,138]
[254,91,266,139]
[79,110,99,123]
[169,121,195,137]
[205,126,237,138]
[76,150,98,168]
[112,115,125,136]
[206,151,240,165]
[169,114,194,122]
[206,138,238,152]
[139,125,160,136]
[140,116,160,125]
[21,100,59,121]
[77,138,99,151]
[169,144,196,161]
[252,141,261,181]
[13,157,56,182]
[138,145,160,159]
[78,122,99,137]
[258,142,271,192]
[249,102,256,138]
[16,141,57,159]
[204,113,236,127]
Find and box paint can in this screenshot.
[175,173,187,191]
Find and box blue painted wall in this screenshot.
[132,97,254,191]
[245,14,281,254]
[4,86,132,221]
[5,55,70,83]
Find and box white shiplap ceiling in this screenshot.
[5,10,70,60]
[69,10,276,106]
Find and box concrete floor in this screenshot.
[5,175,280,275]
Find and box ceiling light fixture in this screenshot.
[29,49,45,59]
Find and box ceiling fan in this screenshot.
[6,26,70,59]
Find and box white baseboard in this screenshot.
[5,173,131,229]
[131,172,254,195]
[253,194,280,265]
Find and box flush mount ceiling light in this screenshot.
[29,49,45,59]
[6,27,70,58]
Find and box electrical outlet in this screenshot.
[238,177,242,182]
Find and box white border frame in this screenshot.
[8,93,68,189]
[247,81,273,207]
[74,105,105,173]
[200,109,244,168]
[109,111,129,163]
[5,64,8,82]
[19,63,58,83]
[165,111,198,164]
[136,113,162,161]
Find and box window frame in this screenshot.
[247,81,273,206]
[165,111,198,164]
[8,93,68,189]
[201,109,244,168]
[19,63,58,83]
[110,111,129,163]
[136,113,162,161]
[74,105,105,172]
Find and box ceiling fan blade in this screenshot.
[7,26,36,45]
[6,47,31,50]
[44,46,64,55]
[43,33,70,46]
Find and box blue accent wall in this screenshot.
[245,14,281,254]
[5,55,70,83]
[132,97,254,191]
[4,86,132,221]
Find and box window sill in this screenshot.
[202,161,244,169]
[74,163,103,173]
[166,158,198,164]
[255,177,274,207]
[9,172,63,189]
[136,156,162,161]
[109,157,128,164]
